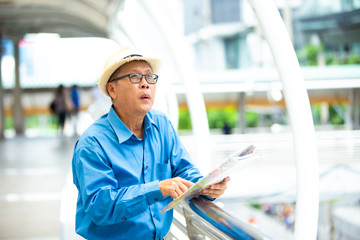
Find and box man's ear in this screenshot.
[107,82,116,99]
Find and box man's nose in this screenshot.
[139,76,149,88]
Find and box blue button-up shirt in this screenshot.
[72,107,203,240]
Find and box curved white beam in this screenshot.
[247,0,319,239]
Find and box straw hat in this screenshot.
[97,46,162,96]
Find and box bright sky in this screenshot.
[1,34,119,88]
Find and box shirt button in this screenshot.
[145,166,148,169]
[153,213,156,217]
[155,198,158,201]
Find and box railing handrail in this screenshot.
[171,197,269,240]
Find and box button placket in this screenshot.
[142,139,148,183]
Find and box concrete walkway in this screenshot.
[0,136,77,240]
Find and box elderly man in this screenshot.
[72,47,229,240]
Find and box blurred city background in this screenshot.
[0,0,359,239]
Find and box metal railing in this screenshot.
[169,198,269,240]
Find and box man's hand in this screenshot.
[159,177,194,198]
[201,176,230,199]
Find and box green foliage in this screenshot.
[306,44,323,66]
[249,202,262,210]
[310,104,346,125]
[5,115,60,131]
[26,116,39,128]
[5,117,13,129]
[325,52,337,65]
[245,111,259,128]
[178,108,192,130]
[177,106,261,130]
[297,43,360,66]
[207,106,237,129]
[177,103,348,131]
[347,53,360,64]
[297,44,323,66]
[326,53,347,65]
[329,105,345,125]
[311,105,321,125]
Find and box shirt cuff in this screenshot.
[145,180,164,205]
[198,195,216,201]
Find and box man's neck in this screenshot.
[114,107,145,139]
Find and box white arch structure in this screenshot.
[247,1,319,239]
[111,0,319,238]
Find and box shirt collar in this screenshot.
[143,112,158,132]
[107,106,158,144]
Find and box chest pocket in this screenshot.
[156,161,171,180]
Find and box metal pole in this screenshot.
[12,36,25,135]
[0,34,4,139]
[238,92,246,134]
[347,89,354,130]
[247,1,319,239]
[183,208,206,240]
[354,88,360,130]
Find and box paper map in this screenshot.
[160,144,256,213]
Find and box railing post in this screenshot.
[183,208,206,240]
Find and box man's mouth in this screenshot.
[140,94,150,100]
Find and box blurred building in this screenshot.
[180,0,360,132]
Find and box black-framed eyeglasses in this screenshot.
[108,73,158,84]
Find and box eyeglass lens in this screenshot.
[130,73,157,84]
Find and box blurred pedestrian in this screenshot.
[51,84,71,135]
[222,122,232,134]
[70,84,80,114]
[70,84,80,135]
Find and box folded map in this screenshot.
[160,144,256,213]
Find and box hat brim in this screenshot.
[98,56,161,97]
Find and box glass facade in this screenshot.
[210,0,241,24]
[183,0,360,69]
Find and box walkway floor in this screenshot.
[0,136,77,240]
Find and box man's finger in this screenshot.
[173,189,181,198]
[178,183,189,193]
[180,178,194,187]
[217,176,230,184]
[208,178,229,190]
[222,176,230,183]
[168,180,181,198]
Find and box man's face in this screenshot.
[107,60,156,117]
